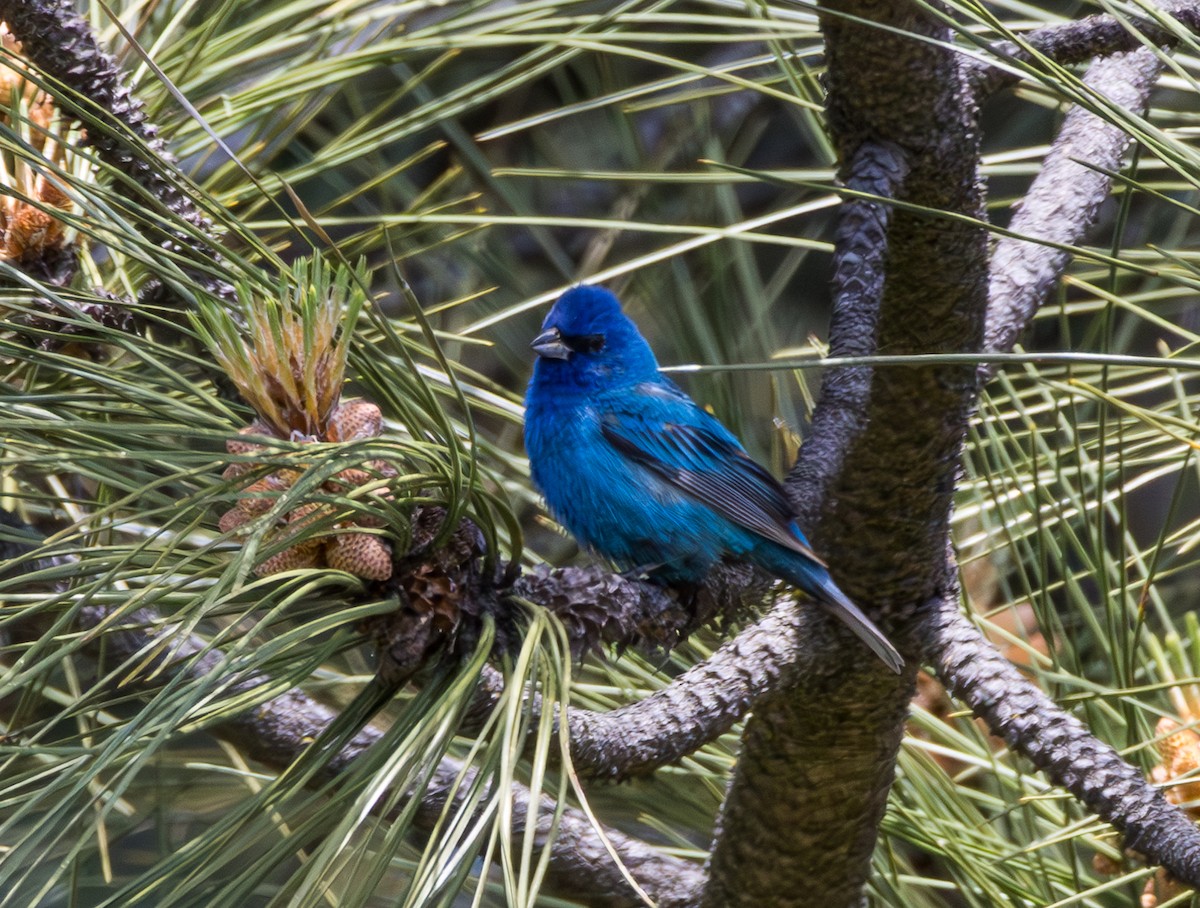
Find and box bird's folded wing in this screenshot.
[599,390,826,567]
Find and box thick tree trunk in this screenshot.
[704,1,989,903]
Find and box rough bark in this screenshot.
[983,49,1163,371]
[926,583,1200,882]
[704,0,991,891]
[564,595,820,780]
[971,1,1200,95]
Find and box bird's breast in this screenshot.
[525,399,729,576]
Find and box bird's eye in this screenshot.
[562,332,605,354]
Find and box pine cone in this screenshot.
[1153,717,1200,814]
[325,529,393,581]
[218,405,395,581]
[326,399,383,442]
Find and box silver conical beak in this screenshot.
[531,327,571,360]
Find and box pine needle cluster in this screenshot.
[193,255,396,580]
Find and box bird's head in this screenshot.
[530,285,659,385]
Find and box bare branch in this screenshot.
[564,595,817,780]
[971,0,1200,96]
[923,581,1200,887]
[788,139,906,536]
[942,43,1200,886]
[983,49,1162,375]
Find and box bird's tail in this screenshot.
[806,572,904,674]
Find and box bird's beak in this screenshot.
[531,327,571,360]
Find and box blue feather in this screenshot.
[524,285,902,673]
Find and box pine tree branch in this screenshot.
[923,578,1200,886]
[0,0,234,306]
[3,513,702,906]
[702,0,992,888]
[211,662,706,908]
[79,607,702,906]
[369,507,760,684]
[376,515,785,779]
[787,139,907,540]
[970,0,1200,96]
[933,42,1200,886]
[983,48,1162,376]
[556,593,816,780]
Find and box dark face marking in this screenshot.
[561,332,605,355]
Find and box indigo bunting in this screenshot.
[524,285,903,673]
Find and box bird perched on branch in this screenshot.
[523,285,903,673]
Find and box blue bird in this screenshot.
[523,285,903,673]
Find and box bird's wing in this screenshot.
[600,384,826,567]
